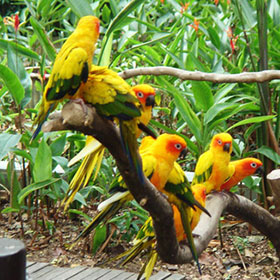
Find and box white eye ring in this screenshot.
[251,162,257,168]
[217,139,222,145]
[137,91,144,98]
[175,143,182,150]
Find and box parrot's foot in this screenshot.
[71,98,90,125]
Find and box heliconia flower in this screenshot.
[14,14,20,32]
[190,18,199,32]
[180,2,190,14]
[3,14,20,32]
[227,27,238,53]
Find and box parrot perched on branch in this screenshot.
[192,133,234,194]
[32,16,100,140]
[78,65,157,182]
[105,184,208,279]
[71,133,188,244]
[62,84,156,210]
[219,157,263,191]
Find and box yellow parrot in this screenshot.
[62,84,156,210]
[192,132,235,194]
[32,16,100,139]
[106,184,208,278]
[78,65,156,182]
[71,133,188,244]
[219,158,263,191]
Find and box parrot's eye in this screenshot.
[251,162,257,168]
[217,139,222,145]
[175,143,182,150]
[136,91,144,98]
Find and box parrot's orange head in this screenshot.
[211,133,232,153]
[132,84,156,108]
[240,158,263,176]
[78,16,100,36]
[159,133,187,158]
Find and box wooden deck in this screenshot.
[26,262,186,280]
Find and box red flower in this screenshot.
[3,14,20,32]
[160,0,164,3]
[214,0,219,5]
[190,18,199,32]
[227,27,238,53]
[14,14,19,32]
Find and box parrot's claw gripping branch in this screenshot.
[44,101,280,264]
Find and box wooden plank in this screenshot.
[54,266,88,280]
[125,273,139,280]
[26,262,49,274]
[150,270,172,280]
[113,271,136,280]
[38,266,72,280]
[26,261,35,268]
[94,268,126,280]
[66,267,101,280]
[82,268,112,280]
[31,264,56,278]
[165,273,186,280]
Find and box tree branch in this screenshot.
[44,102,280,264]
[119,67,280,83]
[31,68,280,84]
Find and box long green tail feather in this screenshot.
[119,119,144,183]
[71,198,127,247]
[178,205,202,275]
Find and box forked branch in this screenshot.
[44,102,280,263]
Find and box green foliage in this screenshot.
[0,0,279,253]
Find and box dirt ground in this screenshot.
[0,206,279,280]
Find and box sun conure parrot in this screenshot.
[219,158,263,191]
[105,184,208,278]
[78,65,158,182]
[71,133,188,245]
[62,84,156,210]
[32,16,100,140]
[191,133,235,194]
[137,136,211,270]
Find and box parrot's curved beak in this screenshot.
[145,95,155,107]
[256,166,263,175]
[223,143,231,152]
[179,148,188,160]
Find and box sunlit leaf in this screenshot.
[18,178,60,204]
[255,146,280,165]
[30,16,56,61]
[0,65,25,105]
[0,39,40,61]
[0,133,22,160]
[66,0,93,17]
[226,115,276,132]
[191,81,214,112]
[33,140,52,182]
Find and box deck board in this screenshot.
[26,262,186,280]
[26,262,49,274]
[150,270,172,279]
[66,267,101,279]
